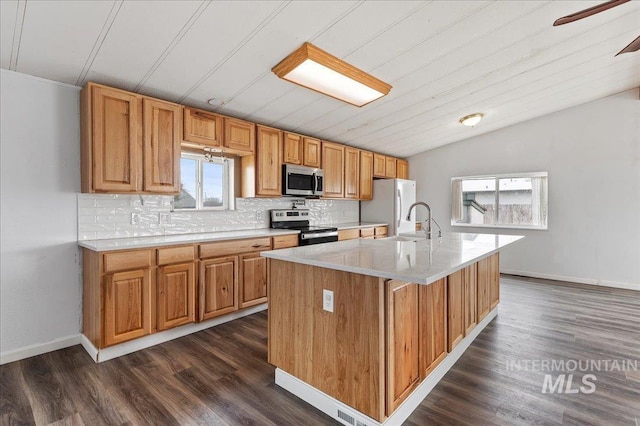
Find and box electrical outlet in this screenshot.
[323,289,334,313]
[256,210,265,221]
[130,212,140,225]
[159,212,171,225]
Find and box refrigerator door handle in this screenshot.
[397,189,402,227]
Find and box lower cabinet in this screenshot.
[199,255,239,321]
[157,262,196,331]
[386,280,419,413]
[418,278,447,379]
[239,253,268,308]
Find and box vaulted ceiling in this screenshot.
[1,1,639,157]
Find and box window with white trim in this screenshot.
[451,172,548,229]
[174,153,234,210]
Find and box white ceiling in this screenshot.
[2,0,639,157]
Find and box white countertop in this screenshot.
[261,232,524,285]
[79,229,300,252]
[335,222,388,230]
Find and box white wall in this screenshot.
[409,89,640,289]
[1,70,82,361]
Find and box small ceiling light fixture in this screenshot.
[272,42,392,107]
[459,113,484,127]
[207,98,224,107]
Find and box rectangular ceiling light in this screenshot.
[272,42,392,107]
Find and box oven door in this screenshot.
[283,165,321,197]
[299,231,338,245]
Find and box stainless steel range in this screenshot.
[270,209,338,246]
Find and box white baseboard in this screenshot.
[500,269,639,291]
[84,303,268,363]
[0,334,81,365]
[275,308,499,426]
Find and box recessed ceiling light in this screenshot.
[207,98,224,107]
[272,42,392,107]
[459,113,484,127]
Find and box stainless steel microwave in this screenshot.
[282,164,324,197]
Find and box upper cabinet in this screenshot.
[283,132,303,165]
[81,83,180,194]
[360,150,374,200]
[224,117,255,153]
[255,126,283,197]
[373,153,386,178]
[322,142,345,198]
[183,107,223,147]
[385,157,397,178]
[396,159,409,179]
[344,147,360,199]
[303,137,322,168]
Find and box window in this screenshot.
[451,172,548,229]
[174,153,234,210]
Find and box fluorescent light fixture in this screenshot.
[272,43,392,107]
[459,113,484,127]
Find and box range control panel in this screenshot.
[271,209,310,222]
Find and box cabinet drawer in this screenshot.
[360,228,374,238]
[103,249,153,273]
[273,234,299,249]
[200,237,271,258]
[157,245,196,265]
[374,226,388,236]
[338,229,360,241]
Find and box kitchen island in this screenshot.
[262,233,523,426]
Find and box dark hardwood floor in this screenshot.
[1,276,638,425]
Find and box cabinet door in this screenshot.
[477,257,491,321]
[360,151,373,200]
[386,280,419,414]
[183,107,222,146]
[419,278,447,379]
[489,253,500,309]
[143,98,181,193]
[302,137,321,168]
[344,147,360,199]
[91,85,142,192]
[322,142,345,198]
[224,117,255,153]
[385,157,397,178]
[463,264,477,336]
[396,159,409,179]
[256,126,283,197]
[373,153,386,178]
[199,256,238,321]
[447,269,464,351]
[283,132,302,165]
[157,262,195,331]
[239,253,268,308]
[104,268,152,347]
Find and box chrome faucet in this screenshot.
[406,202,432,239]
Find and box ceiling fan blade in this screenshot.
[615,34,640,56]
[553,0,630,26]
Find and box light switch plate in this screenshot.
[323,289,334,313]
[130,212,140,225]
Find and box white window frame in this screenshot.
[451,171,548,230]
[175,153,234,211]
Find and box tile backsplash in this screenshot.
[77,194,359,241]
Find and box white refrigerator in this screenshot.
[361,179,416,236]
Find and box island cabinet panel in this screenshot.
[447,269,464,351]
[344,147,360,199]
[268,260,386,422]
[302,137,321,168]
[255,126,283,197]
[223,117,255,153]
[386,280,419,414]
[418,278,447,379]
[283,132,302,165]
[157,262,195,331]
[463,264,478,336]
[489,253,500,309]
[373,153,386,178]
[359,150,374,200]
[239,253,268,308]
[142,98,181,193]
[183,107,223,146]
[322,142,345,198]
[477,256,491,321]
[199,256,239,321]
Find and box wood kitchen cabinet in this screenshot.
[143,98,181,193]
[303,137,322,168]
[344,147,360,199]
[489,253,500,309]
[360,150,374,200]
[386,280,419,413]
[199,255,239,321]
[283,132,302,165]
[156,246,196,331]
[338,228,360,241]
[373,153,386,178]
[239,253,268,308]
[255,126,283,197]
[396,159,409,179]
[447,269,464,351]
[374,226,388,238]
[385,157,397,178]
[322,141,345,198]
[477,256,491,322]
[463,264,477,336]
[418,278,447,379]
[183,107,223,146]
[224,117,255,153]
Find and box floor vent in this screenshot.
[336,407,373,426]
